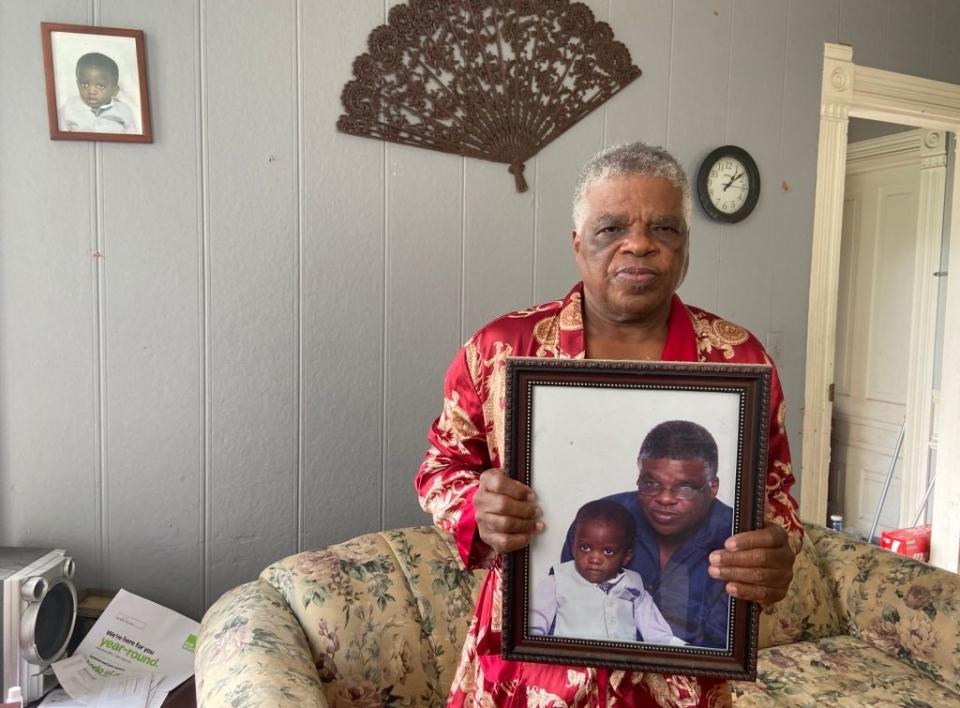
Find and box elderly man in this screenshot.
[562,420,734,649]
[416,142,801,707]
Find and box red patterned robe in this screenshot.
[415,283,802,707]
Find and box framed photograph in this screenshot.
[501,357,771,680]
[41,22,152,142]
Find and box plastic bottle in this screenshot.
[828,514,844,532]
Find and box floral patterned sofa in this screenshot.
[195,524,960,706]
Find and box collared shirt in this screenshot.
[530,561,679,644]
[59,95,138,134]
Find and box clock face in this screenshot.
[706,157,749,214]
[696,146,760,223]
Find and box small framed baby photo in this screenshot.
[41,22,153,143]
[500,357,771,680]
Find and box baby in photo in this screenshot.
[529,499,683,644]
[59,52,138,134]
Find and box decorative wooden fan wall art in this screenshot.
[337,0,641,192]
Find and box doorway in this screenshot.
[826,122,951,540]
[799,44,960,572]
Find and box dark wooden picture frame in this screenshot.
[501,357,771,680]
[41,22,152,143]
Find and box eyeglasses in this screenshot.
[636,476,710,500]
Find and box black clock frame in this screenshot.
[696,145,760,224]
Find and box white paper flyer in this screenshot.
[52,589,200,707]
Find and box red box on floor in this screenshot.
[880,525,931,561]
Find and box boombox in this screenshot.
[1,548,77,704]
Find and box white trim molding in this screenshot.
[800,44,853,530]
[901,129,947,530]
[801,44,960,573]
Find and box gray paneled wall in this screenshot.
[3,0,960,620]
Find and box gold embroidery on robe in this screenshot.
[506,300,564,318]
[534,315,560,357]
[438,391,480,453]
[481,341,513,461]
[689,310,749,360]
[643,673,686,707]
[525,686,570,707]
[490,569,503,632]
[559,292,583,331]
[705,683,733,708]
[465,339,482,388]
[768,461,803,554]
[712,319,749,346]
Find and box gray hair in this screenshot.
[572,142,693,232]
[637,420,718,481]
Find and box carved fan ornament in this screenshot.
[337,0,641,192]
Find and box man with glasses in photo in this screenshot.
[563,419,731,648]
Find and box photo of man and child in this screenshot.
[526,386,740,651]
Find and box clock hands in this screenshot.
[722,171,743,191]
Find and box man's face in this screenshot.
[76,66,118,109]
[572,175,688,325]
[637,457,718,540]
[572,519,633,584]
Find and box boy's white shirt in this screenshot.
[529,560,684,645]
[59,94,138,134]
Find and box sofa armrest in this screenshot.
[196,580,328,708]
[260,526,480,707]
[809,525,960,694]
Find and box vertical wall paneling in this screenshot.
[203,3,300,600]
[838,0,885,70]
[382,140,464,529]
[717,0,788,338]
[532,0,609,304]
[198,0,213,614]
[882,0,935,80]
[932,1,960,86]
[773,0,840,485]
[532,119,603,303]
[669,0,733,313]
[93,0,204,618]
[299,0,386,551]
[380,0,466,530]
[606,0,672,149]
[462,162,535,339]
[0,1,102,588]
[7,0,960,617]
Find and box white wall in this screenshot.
[2,0,959,620]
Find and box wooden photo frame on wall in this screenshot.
[41,22,153,143]
[501,357,771,679]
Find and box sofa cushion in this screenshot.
[757,526,844,649]
[260,526,481,707]
[810,524,960,695]
[732,635,960,706]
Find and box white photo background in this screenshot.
[527,384,742,598]
[50,31,142,133]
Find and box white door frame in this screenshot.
[800,43,960,572]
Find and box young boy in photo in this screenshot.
[59,52,138,134]
[529,499,683,644]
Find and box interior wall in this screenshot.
[848,118,913,142]
[2,0,959,620]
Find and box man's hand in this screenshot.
[707,522,794,607]
[474,468,543,554]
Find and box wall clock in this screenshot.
[696,145,760,223]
